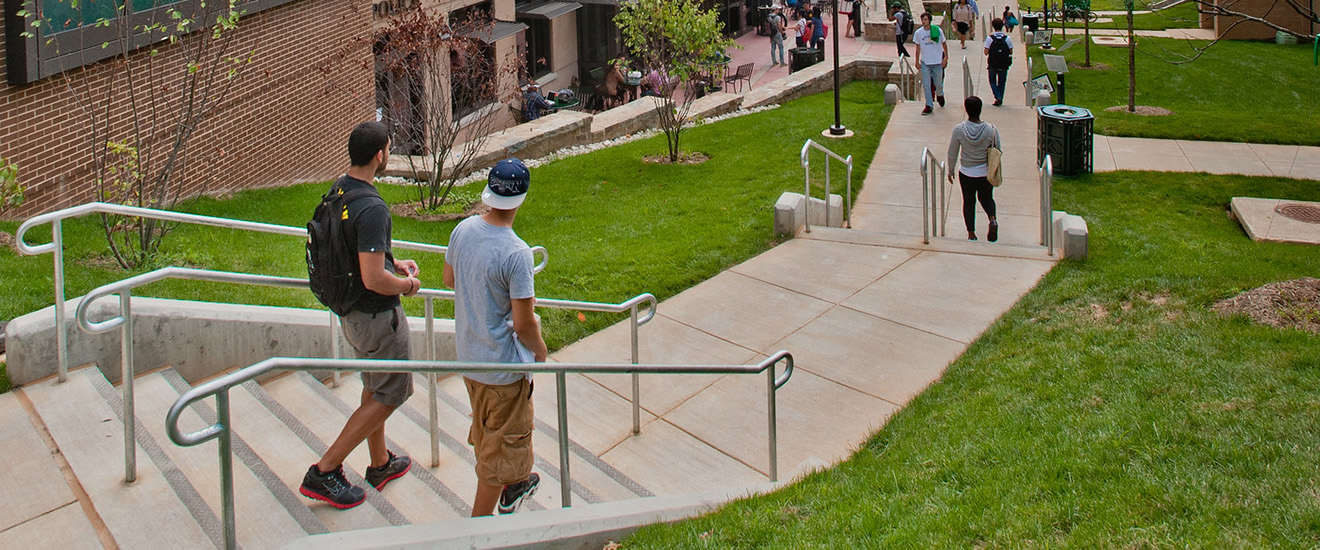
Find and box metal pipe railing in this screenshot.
[919,147,948,244]
[15,202,550,383]
[1040,155,1055,256]
[74,266,656,480]
[168,353,794,550]
[799,139,854,234]
[962,55,974,99]
[899,55,918,101]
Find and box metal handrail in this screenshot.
[899,55,918,101]
[15,201,550,384]
[919,147,948,244]
[74,266,656,482]
[962,55,975,99]
[1040,155,1055,256]
[798,139,854,234]
[168,353,794,550]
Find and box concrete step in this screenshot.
[420,373,656,506]
[20,367,216,548]
[133,369,318,550]
[802,225,1057,260]
[256,374,448,525]
[226,377,392,533]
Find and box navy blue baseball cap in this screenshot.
[482,158,531,210]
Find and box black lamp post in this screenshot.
[829,0,847,136]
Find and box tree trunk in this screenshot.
[1084,8,1091,67]
[1127,1,1136,112]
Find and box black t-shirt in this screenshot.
[336,175,400,314]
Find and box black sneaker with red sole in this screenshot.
[300,465,366,509]
[365,451,412,491]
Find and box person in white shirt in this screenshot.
[911,12,948,115]
[953,0,973,49]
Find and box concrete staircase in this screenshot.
[1,365,653,549]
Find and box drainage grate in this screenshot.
[1276,203,1320,224]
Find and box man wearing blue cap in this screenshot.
[443,158,547,516]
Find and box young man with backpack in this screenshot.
[889,4,913,58]
[444,158,548,516]
[300,120,420,510]
[984,18,1014,106]
[768,4,787,66]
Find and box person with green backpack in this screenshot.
[913,12,948,115]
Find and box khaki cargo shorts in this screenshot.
[464,377,534,487]
[341,304,414,407]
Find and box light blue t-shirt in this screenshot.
[447,215,536,386]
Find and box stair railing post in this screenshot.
[921,149,931,244]
[556,371,572,508]
[53,219,68,383]
[767,365,778,482]
[426,297,440,468]
[329,312,341,388]
[217,390,237,550]
[824,159,832,228]
[630,303,641,435]
[121,289,137,483]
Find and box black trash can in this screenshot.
[790,47,820,73]
[1037,105,1094,176]
[1022,12,1040,33]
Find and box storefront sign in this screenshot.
[374,0,419,19]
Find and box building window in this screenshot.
[5,0,300,85]
[520,18,551,79]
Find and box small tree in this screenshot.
[615,0,733,163]
[367,6,522,211]
[22,0,255,268]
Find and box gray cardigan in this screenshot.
[947,120,1001,172]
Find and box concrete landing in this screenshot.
[1231,197,1320,245]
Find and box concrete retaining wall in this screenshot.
[5,297,456,387]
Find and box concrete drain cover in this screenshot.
[1276,203,1320,224]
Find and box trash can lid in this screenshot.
[1038,104,1093,120]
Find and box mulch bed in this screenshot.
[643,152,710,165]
[1213,278,1320,334]
[1104,105,1173,116]
[389,201,486,222]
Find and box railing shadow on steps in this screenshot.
[74,267,656,482]
[15,202,549,386]
[165,354,794,550]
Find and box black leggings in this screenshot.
[959,172,996,232]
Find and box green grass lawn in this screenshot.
[0,81,889,389]
[1028,37,1320,145]
[1044,2,1199,30]
[624,170,1320,548]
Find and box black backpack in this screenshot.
[306,184,376,316]
[988,34,1012,69]
[900,10,914,36]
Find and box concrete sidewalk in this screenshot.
[541,24,1057,496]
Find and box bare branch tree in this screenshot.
[26,0,256,268]
[323,5,521,212]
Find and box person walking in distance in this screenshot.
[768,5,787,66]
[947,96,1002,242]
[984,18,1014,106]
[444,158,548,516]
[889,4,912,58]
[912,12,948,115]
[300,121,419,510]
[953,0,973,49]
[795,8,810,48]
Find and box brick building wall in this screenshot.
[1214,0,1317,39]
[0,0,376,219]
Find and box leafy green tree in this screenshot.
[615,0,733,163]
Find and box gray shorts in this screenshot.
[341,304,413,407]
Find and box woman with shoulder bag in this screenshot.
[947,96,1003,242]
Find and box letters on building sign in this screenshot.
[374,0,419,19]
